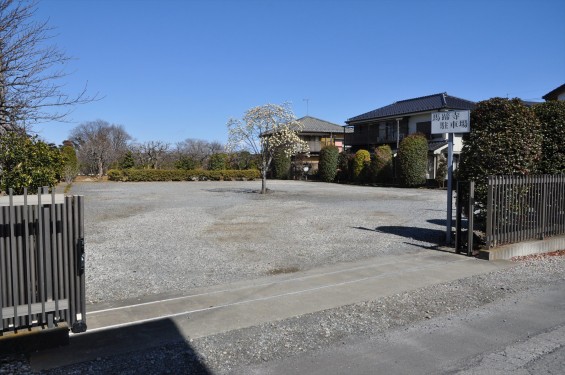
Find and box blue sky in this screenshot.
[33,0,565,146]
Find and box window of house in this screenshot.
[416,121,431,139]
[386,122,397,140]
[378,122,386,140]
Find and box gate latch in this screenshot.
[77,238,85,275]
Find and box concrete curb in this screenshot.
[480,235,565,260]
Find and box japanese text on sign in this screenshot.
[431,110,470,134]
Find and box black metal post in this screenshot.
[468,181,475,256]
[455,181,462,253]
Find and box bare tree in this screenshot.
[208,141,224,155]
[0,0,95,133]
[69,120,131,177]
[175,138,224,169]
[227,103,308,193]
[131,140,170,169]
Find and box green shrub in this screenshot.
[533,101,565,174]
[61,145,79,183]
[271,149,291,179]
[459,98,542,211]
[337,152,353,182]
[229,151,258,170]
[352,149,371,182]
[208,153,229,171]
[435,154,447,188]
[0,132,62,194]
[107,169,260,182]
[175,155,200,170]
[318,145,340,182]
[119,150,136,169]
[398,133,428,187]
[107,169,125,181]
[373,145,393,183]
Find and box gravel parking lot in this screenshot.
[67,180,447,304]
[4,180,565,374]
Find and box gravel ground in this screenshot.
[67,180,446,304]
[2,181,563,374]
[2,251,564,374]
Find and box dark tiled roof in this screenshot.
[428,140,448,152]
[346,93,475,123]
[298,116,352,133]
[520,100,542,107]
[542,83,565,101]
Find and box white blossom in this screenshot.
[227,103,309,193]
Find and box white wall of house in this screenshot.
[408,114,431,134]
[453,134,464,152]
[558,92,565,101]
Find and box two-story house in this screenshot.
[345,93,475,180]
[296,116,352,172]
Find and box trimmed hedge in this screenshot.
[459,98,542,211]
[533,101,565,174]
[272,149,291,179]
[372,145,393,183]
[318,145,340,182]
[337,152,353,182]
[398,133,428,187]
[107,169,260,182]
[352,149,371,182]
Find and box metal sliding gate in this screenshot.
[455,181,475,256]
[0,188,86,336]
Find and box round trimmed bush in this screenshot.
[372,145,393,183]
[272,149,291,179]
[352,149,371,182]
[337,152,353,182]
[398,133,428,187]
[318,145,339,182]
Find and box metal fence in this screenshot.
[486,175,565,248]
[1,188,86,336]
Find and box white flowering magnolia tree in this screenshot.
[227,103,309,193]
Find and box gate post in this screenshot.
[467,181,475,256]
[486,177,493,249]
[455,181,463,253]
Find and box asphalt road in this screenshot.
[229,280,565,375]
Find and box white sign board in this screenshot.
[431,110,470,134]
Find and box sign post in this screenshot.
[431,110,470,245]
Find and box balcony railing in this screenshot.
[345,134,405,146]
